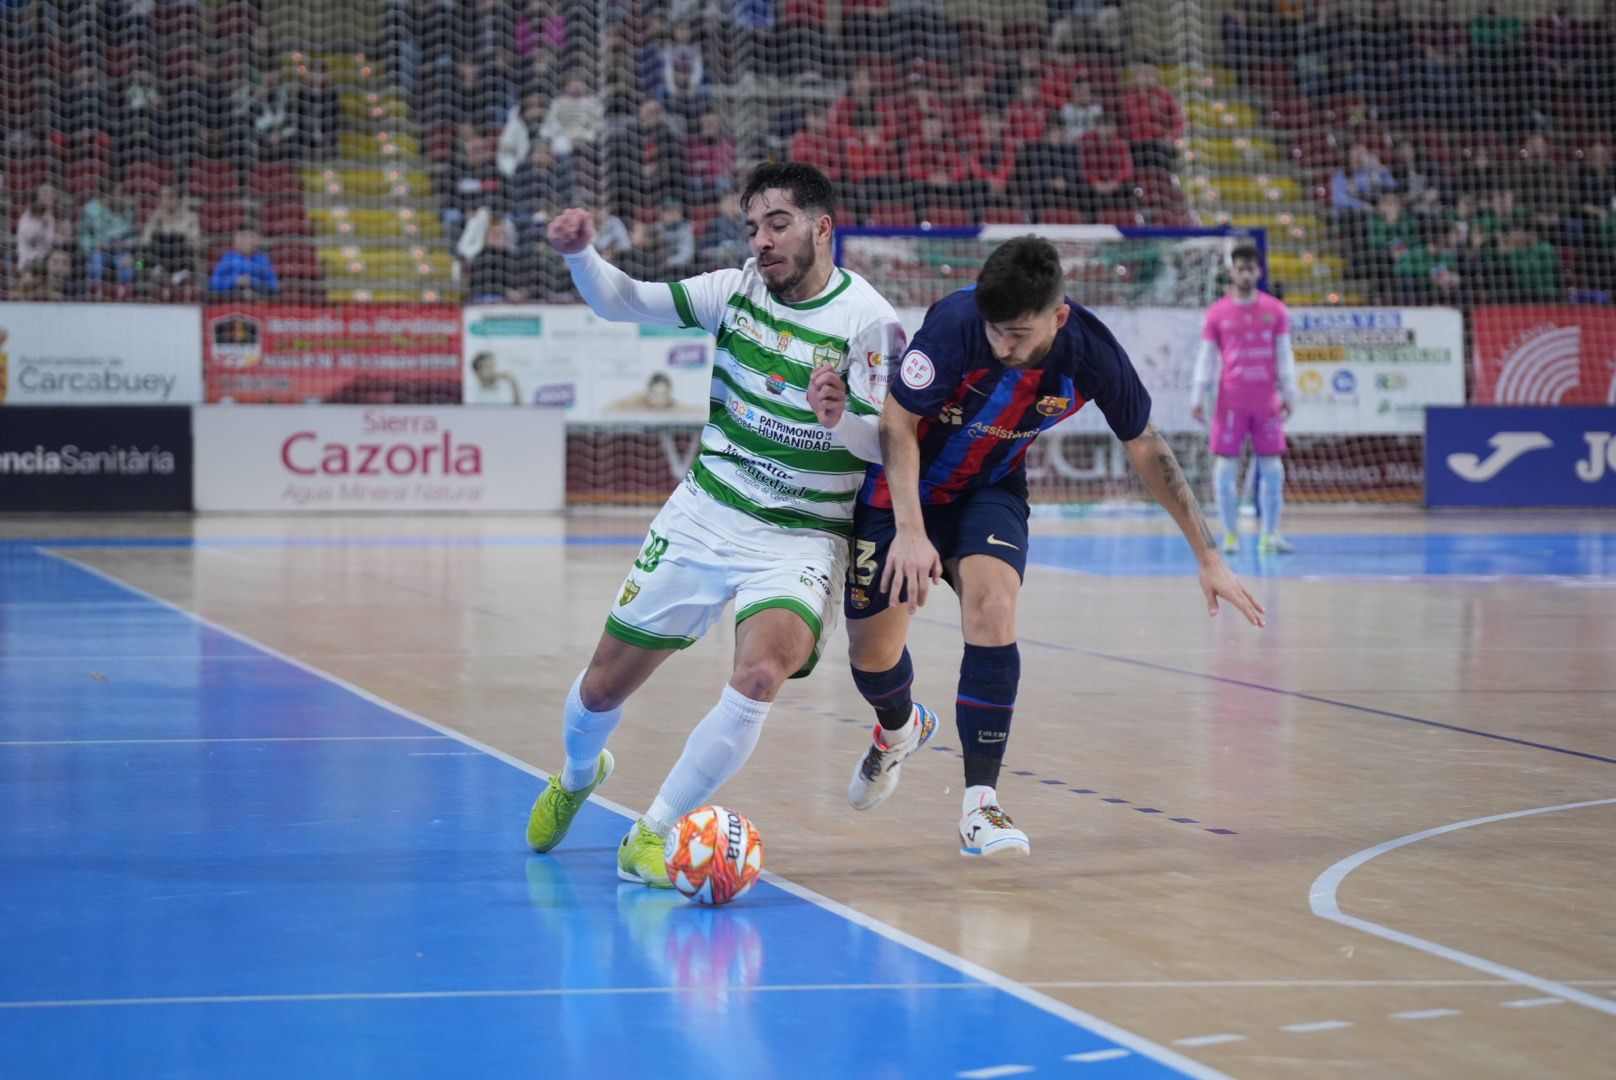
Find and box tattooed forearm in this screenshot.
[1127,423,1218,554]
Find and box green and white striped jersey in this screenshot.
[666,259,906,537]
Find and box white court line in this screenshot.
[1173,1035,1246,1048]
[956,1066,1034,1079]
[0,736,449,747]
[1280,1021,1353,1033]
[40,548,1231,1080]
[1064,1049,1132,1063]
[1025,979,1616,989]
[1309,796,1616,1018]
[1500,998,1566,1009]
[1390,1009,1461,1021]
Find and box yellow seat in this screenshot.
[338,130,423,161]
[303,167,432,198]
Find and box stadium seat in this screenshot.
[1039,208,1088,225]
[65,159,110,198]
[250,163,304,198]
[123,161,173,197]
[198,200,247,236]
[188,160,241,197]
[982,207,1030,225]
[262,200,314,237]
[921,205,972,227]
[273,241,323,281]
[866,203,916,227]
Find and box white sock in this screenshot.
[643,685,771,836]
[560,671,622,791]
[877,706,918,749]
[963,785,997,816]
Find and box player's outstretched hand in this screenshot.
[1199,557,1266,627]
[546,208,595,255]
[807,365,847,428]
[880,527,943,614]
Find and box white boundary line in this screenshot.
[38,548,1228,1080]
[1309,796,1616,1018]
[0,736,450,747]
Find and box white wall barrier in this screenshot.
[194,404,565,512]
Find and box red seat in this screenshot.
[272,241,323,280]
[921,205,972,227]
[249,162,302,197]
[865,202,915,227]
[279,281,328,304]
[188,160,240,197]
[123,160,173,196]
[65,159,110,197]
[5,157,52,195]
[1039,208,1088,224]
[1289,130,1342,169]
[261,200,313,237]
[982,207,1030,225]
[687,202,719,237]
[198,200,247,235]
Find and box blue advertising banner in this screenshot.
[1425,406,1616,508]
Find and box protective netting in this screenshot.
[2,2,1611,502]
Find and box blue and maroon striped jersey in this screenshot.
[862,288,1152,507]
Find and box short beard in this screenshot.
[768,244,818,300]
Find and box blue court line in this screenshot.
[1016,639,1616,769]
[0,545,1218,1080]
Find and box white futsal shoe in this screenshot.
[959,802,1030,858]
[847,703,938,811]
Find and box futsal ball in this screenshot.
[663,805,764,906]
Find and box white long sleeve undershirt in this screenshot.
[562,245,684,326]
[1193,335,1297,405]
[832,408,883,462]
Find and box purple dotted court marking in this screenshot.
[828,716,1237,836]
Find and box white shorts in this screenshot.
[604,479,847,678]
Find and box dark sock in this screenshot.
[956,642,1019,786]
[850,648,916,731]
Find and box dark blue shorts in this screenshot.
[845,482,1031,619]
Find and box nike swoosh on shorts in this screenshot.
[986,535,1019,549]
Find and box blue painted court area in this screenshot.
[1030,530,1616,578]
[0,544,1203,1079]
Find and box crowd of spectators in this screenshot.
[1227,0,1616,302]
[3,0,335,300]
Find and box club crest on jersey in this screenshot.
[866,351,885,368]
[766,373,788,394]
[900,350,935,390]
[812,343,844,370]
[848,586,871,610]
[776,330,794,352]
[618,580,641,606]
[1036,395,1071,417]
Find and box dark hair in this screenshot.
[740,162,836,222]
[1229,240,1263,266]
[974,236,1064,322]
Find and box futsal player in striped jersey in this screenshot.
[526,163,906,886]
[812,236,1265,857]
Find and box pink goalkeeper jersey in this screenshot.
[1203,292,1289,408]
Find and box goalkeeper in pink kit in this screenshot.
[1191,241,1297,554]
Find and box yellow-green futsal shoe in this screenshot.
[525,750,613,853]
[616,821,672,888]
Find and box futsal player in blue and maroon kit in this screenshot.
[818,236,1266,857]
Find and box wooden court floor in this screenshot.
[5,508,1615,1078]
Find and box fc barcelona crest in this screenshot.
[1036,395,1071,417]
[618,579,641,606]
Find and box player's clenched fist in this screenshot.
[807,365,847,428]
[546,208,595,255]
